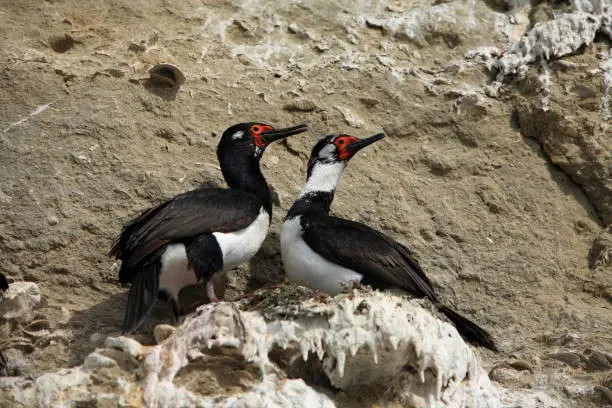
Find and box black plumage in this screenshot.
[0,272,7,376]
[300,214,497,351]
[110,122,307,333]
[283,133,497,351]
[301,215,437,300]
[110,188,262,282]
[0,352,6,377]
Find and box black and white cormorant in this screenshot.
[281,133,497,351]
[110,122,308,333]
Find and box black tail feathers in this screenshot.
[122,264,160,334]
[0,351,7,376]
[438,304,497,352]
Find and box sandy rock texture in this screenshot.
[0,0,610,407]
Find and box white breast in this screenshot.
[213,207,270,271]
[159,243,198,301]
[157,208,270,301]
[281,216,362,295]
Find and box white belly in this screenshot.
[158,208,270,301]
[159,243,198,301]
[281,216,362,295]
[214,208,270,271]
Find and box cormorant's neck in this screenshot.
[286,161,345,219]
[219,151,272,214]
[287,191,335,219]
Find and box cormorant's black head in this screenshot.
[306,133,385,179]
[218,122,308,160]
[0,273,8,297]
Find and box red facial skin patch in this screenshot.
[334,135,358,159]
[250,125,273,147]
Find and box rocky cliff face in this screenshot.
[0,0,610,407]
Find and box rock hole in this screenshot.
[268,345,337,391]
[148,64,185,88]
[49,35,76,53]
[402,364,418,374]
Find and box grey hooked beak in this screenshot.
[260,123,308,144]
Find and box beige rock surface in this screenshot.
[0,0,610,407]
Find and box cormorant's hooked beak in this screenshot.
[345,133,385,155]
[260,123,308,144]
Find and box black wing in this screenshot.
[111,187,263,282]
[301,215,498,351]
[0,351,6,376]
[300,215,438,302]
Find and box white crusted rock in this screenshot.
[141,291,549,407]
[0,282,41,321]
[494,5,612,79]
[104,336,144,359]
[154,324,177,344]
[0,291,562,408]
[83,352,118,371]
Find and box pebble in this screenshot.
[365,18,384,28]
[47,215,59,226]
[83,352,118,371]
[283,99,317,112]
[334,106,364,128]
[0,282,42,321]
[288,23,300,34]
[128,41,146,53]
[489,360,534,377]
[2,348,29,377]
[545,352,583,368]
[90,332,107,347]
[59,306,71,324]
[105,336,143,359]
[585,350,612,372]
[314,42,330,52]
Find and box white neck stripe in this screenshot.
[300,162,346,197]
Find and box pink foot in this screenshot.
[312,291,332,303]
[350,280,363,290]
[206,279,219,302]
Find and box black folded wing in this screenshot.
[110,187,263,282]
[300,214,438,302]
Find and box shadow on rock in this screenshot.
[64,228,286,367]
[65,290,177,366]
[142,79,180,101]
[521,135,603,227]
[245,231,286,292]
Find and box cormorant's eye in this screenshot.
[252,126,261,133]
